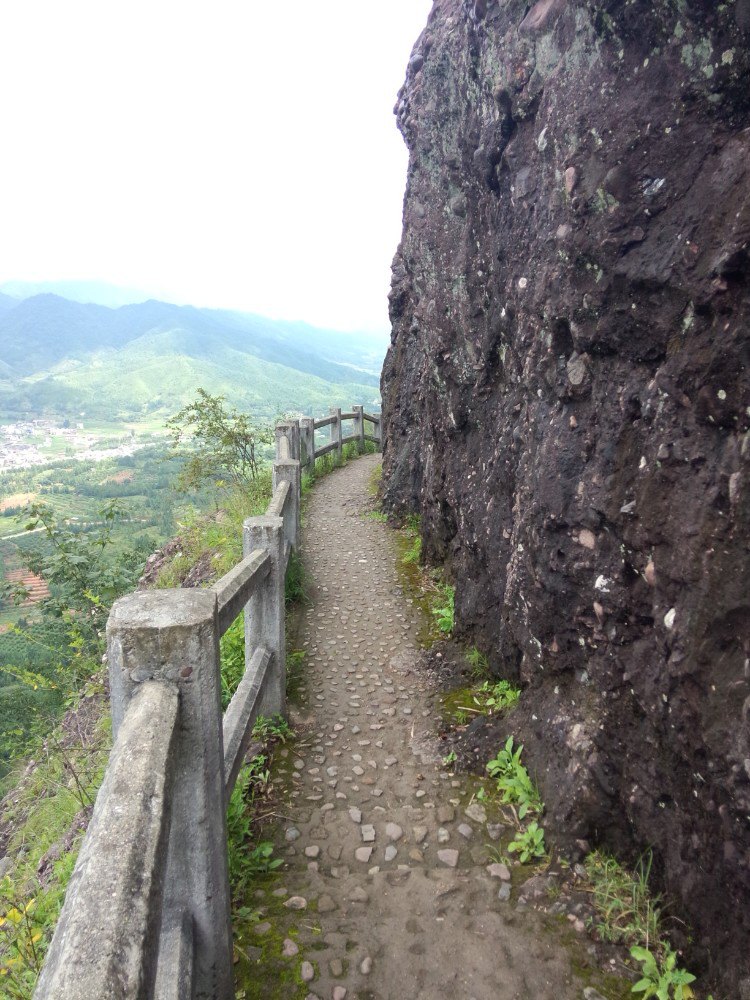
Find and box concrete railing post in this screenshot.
[243,516,286,718]
[330,406,343,464]
[353,405,365,454]
[275,421,300,462]
[107,590,234,1000]
[273,459,301,551]
[299,417,315,468]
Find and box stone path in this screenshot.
[245,455,596,1000]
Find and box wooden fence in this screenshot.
[33,408,381,1000]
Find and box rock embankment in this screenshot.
[381,0,750,992]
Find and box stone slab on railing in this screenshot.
[154,912,195,1000]
[212,549,270,635]
[223,645,273,794]
[243,516,286,720]
[34,681,179,1000]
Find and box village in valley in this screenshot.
[0,418,150,471]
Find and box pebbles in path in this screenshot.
[437,849,459,868]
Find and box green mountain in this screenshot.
[0,295,386,422]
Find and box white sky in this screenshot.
[0,1,431,333]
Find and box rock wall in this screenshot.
[382,0,750,990]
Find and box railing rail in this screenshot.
[33,406,381,1000]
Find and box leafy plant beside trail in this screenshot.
[584,849,705,997]
[226,716,291,899]
[508,821,546,863]
[443,677,521,727]
[585,850,662,950]
[431,583,455,634]
[630,946,697,1000]
[486,736,543,820]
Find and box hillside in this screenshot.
[0,294,386,421]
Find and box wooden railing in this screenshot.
[33,408,381,1000]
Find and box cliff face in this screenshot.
[382,0,750,989]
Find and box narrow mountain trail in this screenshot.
[241,455,603,1000]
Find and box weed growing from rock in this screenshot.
[508,821,546,863]
[630,945,696,1000]
[486,735,543,819]
[432,583,455,634]
[584,850,662,949]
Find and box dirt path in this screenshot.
[243,455,600,1000]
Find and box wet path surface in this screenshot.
[244,455,590,1000]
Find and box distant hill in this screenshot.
[0,293,19,315]
[0,294,386,422]
[0,280,151,309]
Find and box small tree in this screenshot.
[167,389,272,493]
[7,499,146,654]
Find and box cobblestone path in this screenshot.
[246,455,593,1000]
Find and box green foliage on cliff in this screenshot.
[167,389,274,493]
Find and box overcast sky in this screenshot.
[0,1,431,333]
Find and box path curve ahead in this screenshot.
[248,455,590,1000]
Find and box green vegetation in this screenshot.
[226,717,291,896]
[167,389,273,493]
[155,469,274,588]
[0,700,111,993]
[508,821,546,863]
[486,736,543,819]
[431,583,455,635]
[0,293,383,424]
[630,946,696,1000]
[220,615,246,710]
[401,514,422,565]
[585,850,662,949]
[443,678,521,726]
[466,645,490,680]
[0,493,152,771]
[585,851,702,997]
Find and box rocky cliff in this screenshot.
[382,0,750,991]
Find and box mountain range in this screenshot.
[0,293,386,422]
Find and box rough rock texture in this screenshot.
[382,0,750,991]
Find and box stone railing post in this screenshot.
[275,421,300,462]
[330,406,343,464]
[353,405,365,454]
[107,590,233,1000]
[273,458,301,551]
[243,516,286,718]
[299,417,315,468]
